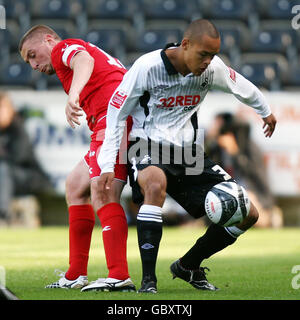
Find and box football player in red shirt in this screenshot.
[19,25,135,292]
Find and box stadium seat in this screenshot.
[0,0,30,19]
[0,61,33,87]
[262,0,299,19]
[283,63,300,87]
[1,0,31,34]
[4,19,22,53]
[31,0,85,19]
[0,0,299,91]
[144,0,197,21]
[213,20,250,54]
[123,52,145,69]
[2,0,30,19]
[136,26,184,52]
[238,53,288,90]
[85,20,135,58]
[31,0,71,19]
[30,19,78,40]
[240,62,278,89]
[135,20,187,52]
[202,0,253,21]
[0,28,11,57]
[249,21,298,54]
[85,29,125,51]
[84,28,128,60]
[86,0,140,20]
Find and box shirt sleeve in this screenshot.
[61,43,87,68]
[97,57,147,173]
[210,56,271,118]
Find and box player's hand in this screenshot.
[66,92,83,128]
[97,172,115,203]
[262,113,277,138]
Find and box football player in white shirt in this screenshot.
[97,19,277,293]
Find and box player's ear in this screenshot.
[44,34,51,40]
[44,34,55,44]
[181,38,190,51]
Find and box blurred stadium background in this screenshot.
[0,0,300,227]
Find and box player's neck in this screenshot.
[165,47,190,77]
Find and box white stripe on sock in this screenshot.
[137,216,163,223]
[139,204,163,214]
[137,205,163,223]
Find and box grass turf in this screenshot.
[0,226,299,300]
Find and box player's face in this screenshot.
[183,35,220,76]
[21,37,55,75]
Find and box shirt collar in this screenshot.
[160,42,181,75]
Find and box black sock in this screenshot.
[180,223,237,270]
[137,219,162,282]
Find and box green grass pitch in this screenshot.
[0,226,299,300]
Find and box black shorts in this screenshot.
[127,139,235,219]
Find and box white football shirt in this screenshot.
[98,43,271,173]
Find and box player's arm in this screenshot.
[211,56,276,138]
[66,51,95,128]
[96,58,147,197]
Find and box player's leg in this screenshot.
[81,177,135,292]
[234,202,259,230]
[177,195,258,272]
[65,159,91,206]
[46,159,94,289]
[169,160,258,290]
[81,131,135,292]
[91,177,131,280]
[170,201,258,291]
[134,165,167,293]
[65,159,95,281]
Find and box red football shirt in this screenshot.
[51,39,127,130]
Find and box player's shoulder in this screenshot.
[210,55,227,70]
[208,55,231,80]
[52,38,87,54]
[60,38,87,46]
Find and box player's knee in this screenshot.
[90,180,111,209]
[144,181,166,200]
[90,178,124,210]
[65,173,75,203]
[65,172,89,205]
[236,201,259,230]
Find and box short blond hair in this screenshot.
[19,25,61,52]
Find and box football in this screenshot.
[205,182,250,227]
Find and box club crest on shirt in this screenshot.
[111,90,128,109]
[228,67,236,82]
[201,77,209,88]
[61,43,69,52]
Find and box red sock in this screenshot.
[97,203,129,280]
[65,204,95,280]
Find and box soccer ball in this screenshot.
[205,182,250,227]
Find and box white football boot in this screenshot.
[45,270,88,289]
[81,277,136,292]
